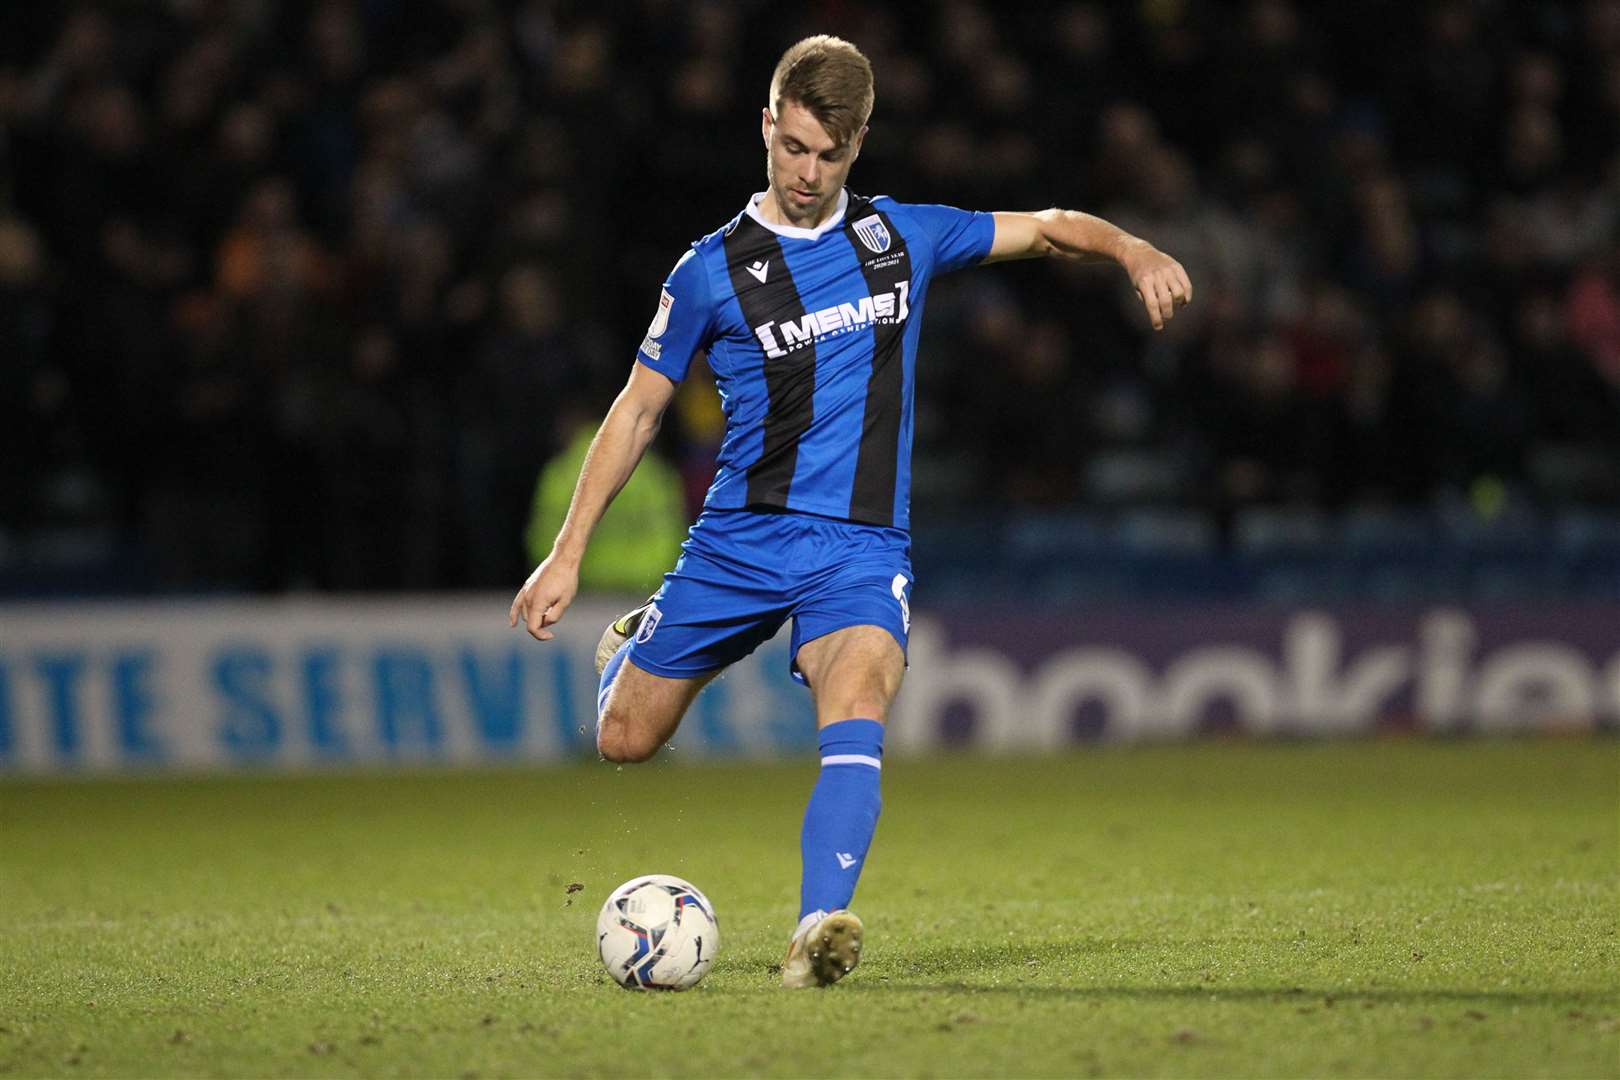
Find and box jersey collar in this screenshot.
[744,189,850,240]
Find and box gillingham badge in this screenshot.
[852,215,891,254]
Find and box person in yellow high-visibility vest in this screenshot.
[525,415,687,596]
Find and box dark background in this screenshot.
[1,0,1617,600]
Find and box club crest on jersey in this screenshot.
[647,289,674,338]
[852,215,891,254]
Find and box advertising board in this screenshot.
[1,599,1612,774]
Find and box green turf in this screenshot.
[1,739,1615,1078]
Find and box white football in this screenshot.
[595,875,720,990]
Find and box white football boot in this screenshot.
[781,909,864,988]
[594,597,657,676]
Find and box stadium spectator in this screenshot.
[1,0,1616,593]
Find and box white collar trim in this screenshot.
[744,189,850,240]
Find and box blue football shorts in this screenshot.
[623,507,913,685]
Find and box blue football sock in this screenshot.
[597,641,630,721]
[799,718,884,919]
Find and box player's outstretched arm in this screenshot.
[986,209,1193,330]
[509,362,678,642]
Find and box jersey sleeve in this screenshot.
[635,247,716,383]
[903,202,996,275]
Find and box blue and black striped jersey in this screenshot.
[635,189,993,532]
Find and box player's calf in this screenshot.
[595,653,713,764]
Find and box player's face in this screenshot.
[762,100,865,227]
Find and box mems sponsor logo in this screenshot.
[752,282,909,358]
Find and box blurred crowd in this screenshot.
[1,0,1617,593]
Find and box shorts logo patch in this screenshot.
[853,215,891,254]
[635,604,662,644]
[891,573,910,633]
[647,289,674,339]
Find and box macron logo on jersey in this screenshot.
[752,282,910,359]
[746,259,769,283]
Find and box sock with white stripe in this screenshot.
[799,718,884,920]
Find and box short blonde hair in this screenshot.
[768,35,874,146]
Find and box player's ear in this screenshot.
[851,124,869,161]
[761,107,774,150]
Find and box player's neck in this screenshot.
[759,187,844,231]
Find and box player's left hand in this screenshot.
[1120,239,1193,330]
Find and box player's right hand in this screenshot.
[509,555,580,642]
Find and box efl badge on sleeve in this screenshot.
[647,289,674,338]
[853,215,892,254]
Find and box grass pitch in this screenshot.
[1,739,1615,1078]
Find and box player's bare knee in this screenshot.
[600,737,657,764]
[595,710,636,763]
[595,718,625,762]
[596,702,666,763]
[597,722,655,764]
[824,687,894,723]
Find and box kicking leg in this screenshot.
[596,647,715,763]
[781,625,905,986]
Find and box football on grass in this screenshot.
[596,875,719,990]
